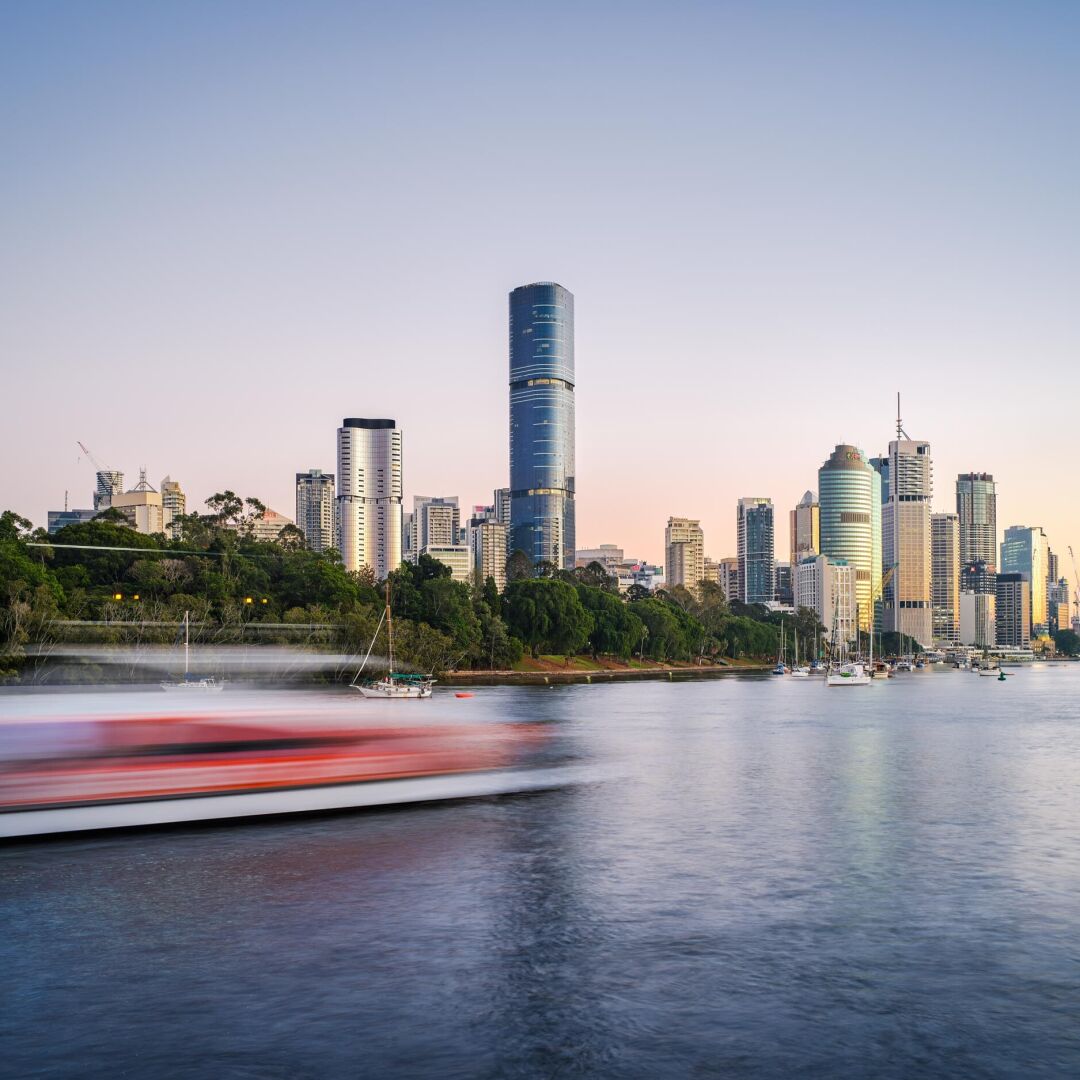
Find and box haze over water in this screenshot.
[4,669,1079,1078]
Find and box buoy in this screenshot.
[455,692,474,698]
[998,671,1006,681]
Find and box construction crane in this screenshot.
[1069,546,1080,631]
[76,441,114,474]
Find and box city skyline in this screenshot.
[2,4,1078,566]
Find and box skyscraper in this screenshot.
[410,496,461,557]
[931,512,960,645]
[337,418,402,580]
[160,476,186,540]
[1000,526,1050,635]
[877,410,933,648]
[295,469,337,553]
[956,473,997,570]
[665,517,705,593]
[93,470,124,511]
[995,572,1031,649]
[736,498,774,604]
[818,445,882,633]
[789,490,820,569]
[509,282,575,569]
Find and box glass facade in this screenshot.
[818,445,882,633]
[736,498,775,603]
[956,473,997,571]
[509,282,575,569]
[1000,525,1049,634]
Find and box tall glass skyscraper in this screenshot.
[818,445,882,634]
[1000,525,1049,635]
[509,282,575,569]
[956,473,997,570]
[736,498,775,603]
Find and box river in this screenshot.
[3,666,1079,1078]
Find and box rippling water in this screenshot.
[3,667,1080,1078]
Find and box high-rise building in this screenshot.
[796,555,855,642]
[961,559,996,595]
[931,512,960,645]
[110,472,167,535]
[718,557,738,604]
[93,470,124,511]
[818,445,882,634]
[410,496,461,559]
[295,469,337,553]
[160,476,186,522]
[959,592,996,648]
[1048,578,1071,635]
[251,508,294,543]
[737,498,774,604]
[337,418,402,580]
[876,413,933,648]
[774,562,793,606]
[665,517,705,594]
[702,556,720,586]
[469,517,509,593]
[494,488,511,526]
[956,473,997,570]
[995,572,1031,649]
[509,282,575,569]
[789,491,820,569]
[1000,526,1049,635]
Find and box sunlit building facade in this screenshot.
[878,437,933,648]
[1001,526,1049,635]
[665,517,705,594]
[995,572,1031,649]
[295,469,337,553]
[509,282,575,569]
[789,490,820,568]
[337,418,402,580]
[931,512,960,645]
[818,445,882,633]
[796,555,855,643]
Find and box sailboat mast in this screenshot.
[386,582,394,675]
[184,611,189,675]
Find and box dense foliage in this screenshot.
[1,503,832,677]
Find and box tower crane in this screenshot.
[1069,546,1080,632]
[76,441,114,474]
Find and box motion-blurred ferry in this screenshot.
[0,693,559,838]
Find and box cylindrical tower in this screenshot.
[818,445,882,633]
[508,282,575,569]
[337,418,402,580]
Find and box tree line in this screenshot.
[0,497,831,677]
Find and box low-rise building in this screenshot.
[422,543,471,583]
[47,508,97,533]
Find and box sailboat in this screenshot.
[790,627,810,677]
[351,586,435,699]
[772,620,788,675]
[161,611,223,691]
[826,595,870,687]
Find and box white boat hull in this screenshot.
[353,683,433,699]
[0,766,586,839]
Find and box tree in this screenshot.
[1054,628,1080,656]
[576,585,644,658]
[503,578,592,657]
[506,550,533,583]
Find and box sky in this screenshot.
[2,1,1078,568]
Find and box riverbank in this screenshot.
[440,661,770,686]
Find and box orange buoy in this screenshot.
[455,692,474,699]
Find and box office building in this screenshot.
[956,473,997,570]
[959,591,996,648]
[1000,526,1049,635]
[790,491,820,568]
[665,517,705,594]
[469,517,509,593]
[47,508,97,533]
[295,469,337,553]
[774,562,793,606]
[337,418,402,580]
[995,572,1031,648]
[737,498,774,604]
[818,445,882,634]
[494,488,511,526]
[931,512,960,645]
[1048,578,1071,635]
[876,420,933,648]
[718,557,738,604]
[961,559,995,595]
[110,472,167,535]
[509,282,575,569]
[796,555,855,643]
[423,544,471,583]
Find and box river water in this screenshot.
[3,667,1080,1078]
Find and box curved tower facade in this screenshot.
[337,418,402,580]
[818,445,882,634]
[509,282,575,569]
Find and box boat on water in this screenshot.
[161,611,223,692]
[351,587,434,699]
[790,628,810,678]
[825,593,872,686]
[0,695,566,838]
[772,621,788,675]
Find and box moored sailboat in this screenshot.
[351,586,435,699]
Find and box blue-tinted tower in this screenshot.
[509,282,575,569]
